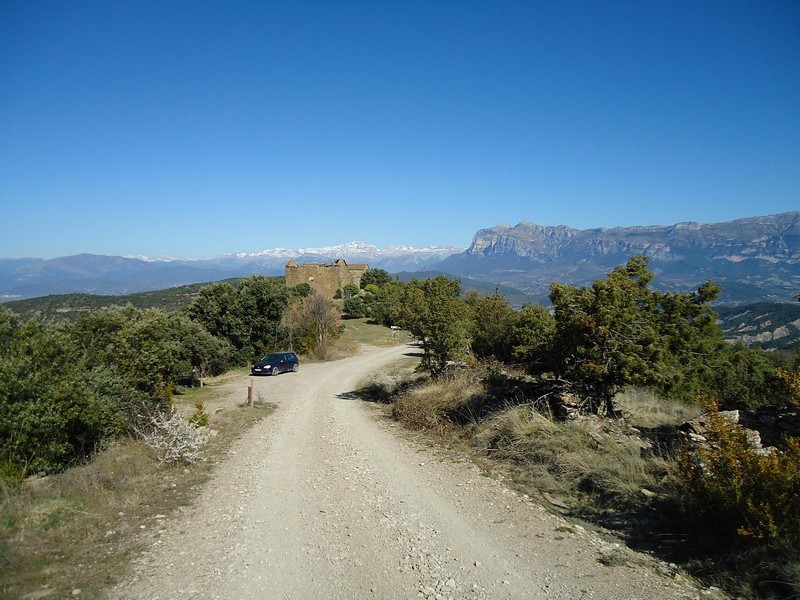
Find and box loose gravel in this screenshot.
[111,344,724,600]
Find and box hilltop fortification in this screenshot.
[285,258,368,299]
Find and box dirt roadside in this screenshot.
[110,343,718,600]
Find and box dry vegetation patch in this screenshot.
[473,403,674,510]
[0,401,272,600]
[379,366,800,598]
[391,368,488,432]
[339,317,411,348]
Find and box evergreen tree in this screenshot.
[360,268,392,288]
[550,256,722,415]
[396,276,470,377]
[470,293,518,362]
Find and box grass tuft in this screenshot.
[391,368,487,432]
[472,404,671,508]
[615,388,702,429]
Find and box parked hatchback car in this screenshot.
[251,352,299,376]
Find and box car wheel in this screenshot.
[292,363,299,373]
[271,367,279,376]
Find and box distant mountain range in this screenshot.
[0,243,462,300]
[1,212,798,303]
[432,212,800,304]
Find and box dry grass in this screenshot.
[384,377,697,512]
[358,357,423,403]
[292,339,363,364]
[299,319,392,364]
[193,366,251,387]
[386,373,683,515]
[382,372,800,597]
[470,407,566,496]
[0,402,272,600]
[391,368,488,432]
[616,388,703,429]
[471,405,671,507]
[339,318,411,348]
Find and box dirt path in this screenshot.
[111,344,712,600]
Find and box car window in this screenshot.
[258,353,296,363]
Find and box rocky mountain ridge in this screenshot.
[468,213,799,263]
[433,212,800,304]
[2,212,798,303]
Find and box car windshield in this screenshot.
[259,354,283,363]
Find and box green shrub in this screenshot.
[679,393,800,542]
[343,296,366,318]
[0,318,120,475]
[707,345,787,411]
[0,303,231,476]
[189,400,209,427]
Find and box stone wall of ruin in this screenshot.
[285,260,368,299]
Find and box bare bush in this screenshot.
[136,408,209,466]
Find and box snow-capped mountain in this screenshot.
[7,211,799,304]
[0,243,463,300]
[212,242,462,272]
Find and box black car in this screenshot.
[251,352,299,376]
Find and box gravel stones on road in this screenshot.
[111,345,720,600]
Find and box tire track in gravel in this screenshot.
[112,343,718,600]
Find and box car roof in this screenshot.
[260,352,296,360]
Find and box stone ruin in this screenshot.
[284,258,369,300]
[678,405,800,453]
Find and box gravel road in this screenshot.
[111,344,716,600]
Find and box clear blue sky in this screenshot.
[1,1,798,259]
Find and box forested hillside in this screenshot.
[2,279,243,321]
[717,302,800,350]
[2,258,799,597]
[7,276,799,353]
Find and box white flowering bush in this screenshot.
[136,408,209,466]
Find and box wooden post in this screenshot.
[247,378,253,406]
